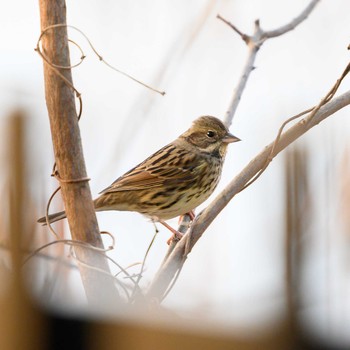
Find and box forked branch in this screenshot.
[217,0,320,126]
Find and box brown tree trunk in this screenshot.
[38,0,119,305]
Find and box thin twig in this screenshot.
[44,185,62,240]
[115,262,142,278]
[216,14,248,43]
[23,236,138,299]
[243,61,350,191]
[68,245,131,300]
[218,0,320,127]
[0,242,77,270]
[264,0,320,39]
[22,238,114,265]
[160,263,185,302]
[36,24,165,95]
[130,227,159,302]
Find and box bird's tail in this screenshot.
[37,210,67,225]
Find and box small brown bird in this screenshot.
[38,116,240,237]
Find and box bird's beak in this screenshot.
[223,132,241,143]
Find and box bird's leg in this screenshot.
[158,220,183,245]
[157,212,195,244]
[188,210,195,220]
[178,210,195,224]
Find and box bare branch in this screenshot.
[147,90,350,301]
[264,0,320,39]
[218,0,320,127]
[216,14,249,43]
[223,45,259,127]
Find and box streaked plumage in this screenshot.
[38,116,240,225]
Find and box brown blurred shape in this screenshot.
[0,111,45,350]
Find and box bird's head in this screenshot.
[181,116,240,157]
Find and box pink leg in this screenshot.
[178,210,195,224]
[188,210,195,220]
[159,220,183,244]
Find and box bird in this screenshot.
[38,116,240,239]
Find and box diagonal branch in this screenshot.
[147,90,350,301]
[264,0,320,39]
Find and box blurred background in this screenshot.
[1,0,350,348]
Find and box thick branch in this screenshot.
[38,0,118,305]
[147,91,350,300]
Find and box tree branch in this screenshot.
[147,0,322,302]
[147,90,350,301]
[38,0,119,306]
[264,0,320,39]
[218,0,320,127]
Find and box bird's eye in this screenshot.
[206,130,215,138]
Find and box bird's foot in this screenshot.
[159,220,183,245]
[178,210,195,224]
[158,211,195,244]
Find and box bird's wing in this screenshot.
[99,143,204,194]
